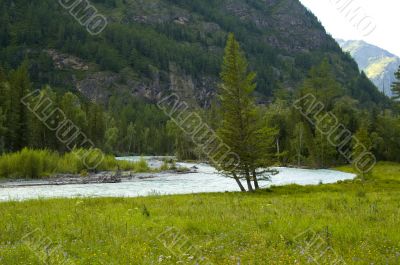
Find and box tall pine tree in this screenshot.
[0,108,5,153]
[8,61,32,151]
[28,86,59,150]
[392,66,400,100]
[217,33,275,192]
[353,123,373,179]
[0,68,9,153]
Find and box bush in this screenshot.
[0,148,59,179]
[160,160,170,171]
[0,149,151,179]
[135,157,150,172]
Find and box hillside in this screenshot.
[2,0,398,161]
[0,0,387,107]
[337,39,400,97]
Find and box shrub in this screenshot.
[0,149,151,179]
[136,157,150,172]
[160,160,170,171]
[0,148,59,179]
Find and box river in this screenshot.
[0,157,355,201]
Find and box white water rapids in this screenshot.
[0,157,355,201]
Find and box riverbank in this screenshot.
[0,167,197,188]
[0,150,198,181]
[0,148,156,179]
[0,162,399,264]
[0,162,355,201]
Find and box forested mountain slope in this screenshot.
[2,0,398,161]
[0,0,388,107]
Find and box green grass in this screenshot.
[336,161,400,182]
[0,148,152,179]
[0,162,399,264]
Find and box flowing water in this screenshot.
[0,157,355,201]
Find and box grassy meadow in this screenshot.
[0,162,399,264]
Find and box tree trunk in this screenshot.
[232,172,246,192]
[252,169,259,190]
[245,170,254,192]
[128,137,132,154]
[276,138,280,164]
[298,126,303,167]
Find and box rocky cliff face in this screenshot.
[71,0,351,105]
[337,39,400,97]
[122,0,331,53]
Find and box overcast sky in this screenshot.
[299,0,400,57]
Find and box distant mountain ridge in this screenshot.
[337,39,400,97]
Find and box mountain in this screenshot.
[0,0,387,107]
[0,0,398,163]
[337,39,400,97]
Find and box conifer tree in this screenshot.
[217,33,275,192]
[58,92,88,152]
[0,108,5,153]
[291,122,307,167]
[28,86,59,150]
[313,125,337,168]
[248,108,277,189]
[125,122,137,154]
[0,69,9,152]
[8,61,32,151]
[105,126,119,154]
[166,120,197,160]
[392,66,400,100]
[87,103,106,148]
[353,124,373,180]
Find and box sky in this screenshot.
[299,0,400,57]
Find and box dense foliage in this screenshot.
[0,148,150,179]
[0,0,391,104]
[1,57,399,172]
[0,64,173,156]
[262,61,400,168]
[0,0,399,171]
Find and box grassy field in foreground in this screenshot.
[0,163,399,264]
